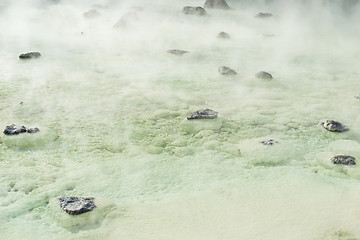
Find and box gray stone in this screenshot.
[183,6,207,16]
[219,66,237,75]
[26,127,40,134]
[114,12,138,28]
[330,155,356,165]
[83,9,100,18]
[59,196,96,215]
[19,52,41,59]
[167,49,188,55]
[255,71,273,79]
[187,109,218,120]
[260,139,278,145]
[255,12,273,18]
[204,0,230,9]
[217,31,230,39]
[354,94,360,100]
[321,120,349,132]
[3,124,40,135]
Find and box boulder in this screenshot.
[260,139,278,145]
[255,12,273,18]
[83,9,100,18]
[3,124,27,135]
[58,196,96,215]
[19,52,41,59]
[330,155,356,165]
[217,31,230,39]
[255,71,273,79]
[321,120,349,132]
[204,0,230,9]
[187,109,218,120]
[219,66,237,75]
[183,6,207,16]
[167,49,188,55]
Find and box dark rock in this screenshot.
[19,52,41,59]
[114,12,138,28]
[255,71,273,79]
[183,6,207,16]
[255,12,273,18]
[204,0,230,9]
[3,124,27,135]
[321,120,349,132]
[330,155,356,165]
[187,109,218,120]
[83,9,100,18]
[217,31,230,39]
[219,66,237,75]
[260,139,278,145]
[59,196,96,215]
[167,49,188,55]
[3,124,40,135]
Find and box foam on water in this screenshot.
[1,0,360,239]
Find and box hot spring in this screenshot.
[1,0,360,239]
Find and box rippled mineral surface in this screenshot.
[1,0,360,239]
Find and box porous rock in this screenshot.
[321,120,349,132]
[330,155,356,165]
[255,71,273,79]
[167,49,188,55]
[219,66,237,75]
[183,6,207,16]
[58,196,96,215]
[187,109,218,120]
[19,52,41,59]
[204,0,230,9]
[217,31,230,39]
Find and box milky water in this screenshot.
[1,0,360,239]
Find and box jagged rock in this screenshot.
[83,9,100,18]
[19,52,41,59]
[204,0,230,9]
[114,12,138,28]
[217,31,230,39]
[255,71,273,79]
[260,139,278,145]
[59,196,96,215]
[3,124,40,135]
[219,66,237,75]
[183,6,207,16]
[187,109,218,120]
[167,49,188,55]
[255,12,273,18]
[330,155,356,165]
[321,120,349,132]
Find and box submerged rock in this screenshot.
[330,155,356,165]
[255,71,273,79]
[114,12,138,28]
[183,6,207,16]
[167,49,188,55]
[83,9,100,18]
[255,12,273,18]
[59,196,96,215]
[187,109,218,120]
[3,124,27,135]
[260,139,278,145]
[19,52,41,59]
[217,31,230,39]
[204,0,230,9]
[321,120,349,132]
[219,66,237,75]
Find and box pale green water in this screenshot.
[1,0,360,239]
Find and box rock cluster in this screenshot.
[19,52,41,59]
[330,155,356,165]
[218,66,237,75]
[321,120,349,132]
[183,6,207,16]
[58,196,96,215]
[187,109,218,120]
[3,124,39,135]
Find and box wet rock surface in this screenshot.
[83,9,101,19]
[219,66,237,75]
[217,31,230,39]
[167,49,188,55]
[330,155,356,165]
[3,124,39,135]
[260,139,278,145]
[204,0,230,9]
[255,12,273,18]
[183,6,207,16]
[255,71,273,79]
[59,196,96,215]
[187,109,218,120]
[19,52,41,59]
[321,120,349,132]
